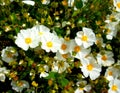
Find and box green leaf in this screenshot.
[75,0,83,9]
[45,72,57,80]
[54,27,65,37]
[59,78,69,87]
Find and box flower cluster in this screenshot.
[0,0,120,93]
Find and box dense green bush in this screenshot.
[0,0,120,93]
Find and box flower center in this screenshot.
[112,85,118,91]
[87,64,93,71]
[62,54,68,59]
[108,71,113,76]
[58,61,64,68]
[17,81,24,87]
[46,41,53,48]
[117,2,120,8]
[101,55,107,61]
[106,29,111,34]
[6,52,13,58]
[61,44,67,50]
[74,46,81,52]
[25,37,32,44]
[79,87,84,90]
[81,35,88,41]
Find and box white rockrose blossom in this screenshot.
[70,39,91,61]
[39,65,49,78]
[1,46,18,63]
[75,27,96,48]
[31,25,50,42]
[113,0,120,12]
[105,12,120,23]
[52,61,69,73]
[97,51,115,67]
[15,28,40,51]
[11,80,29,93]
[95,37,106,48]
[41,32,61,53]
[105,66,119,81]
[58,37,71,54]
[104,22,119,40]
[0,67,9,82]
[55,51,73,61]
[75,80,91,93]
[108,78,120,93]
[80,56,101,80]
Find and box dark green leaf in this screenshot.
[75,0,83,9]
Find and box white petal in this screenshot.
[22,1,35,6]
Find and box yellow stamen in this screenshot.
[109,15,115,21]
[79,88,84,90]
[87,64,93,71]
[81,35,88,41]
[58,61,64,68]
[74,46,81,52]
[108,71,113,76]
[6,52,13,58]
[17,81,24,87]
[112,85,118,91]
[117,2,120,8]
[25,37,32,44]
[106,29,111,34]
[61,44,67,50]
[101,55,107,61]
[62,54,68,59]
[46,41,53,48]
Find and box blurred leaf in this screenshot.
[45,72,57,80]
[75,0,83,9]
[54,27,65,37]
[59,77,69,87]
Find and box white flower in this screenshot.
[15,28,39,51]
[55,51,73,61]
[31,25,50,42]
[1,46,18,63]
[75,27,96,48]
[52,61,69,73]
[0,73,5,82]
[105,66,119,81]
[39,65,49,78]
[104,22,119,40]
[58,37,71,54]
[0,67,9,82]
[70,40,91,60]
[95,37,106,48]
[105,12,120,23]
[41,32,61,53]
[80,56,101,80]
[97,51,115,66]
[41,0,50,5]
[75,80,91,93]
[113,0,120,12]
[108,78,120,93]
[11,80,29,93]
